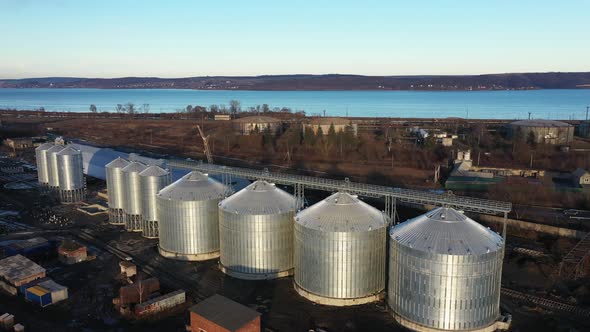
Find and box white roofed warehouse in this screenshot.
[508,119,574,145]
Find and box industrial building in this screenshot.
[157,171,226,261]
[232,115,283,135]
[116,277,160,305]
[134,290,186,316]
[303,117,358,137]
[58,240,87,264]
[0,237,51,257]
[3,137,33,150]
[34,142,54,188]
[388,207,505,332]
[105,157,130,225]
[508,119,574,145]
[0,255,46,295]
[56,146,86,203]
[293,192,388,306]
[189,294,261,332]
[219,180,296,280]
[578,120,590,138]
[139,165,170,238]
[572,168,590,187]
[122,161,148,232]
[24,279,68,307]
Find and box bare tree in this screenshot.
[126,102,135,114]
[89,104,97,113]
[116,104,124,114]
[186,105,193,113]
[229,100,241,115]
[142,103,150,114]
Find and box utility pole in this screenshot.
[530,152,534,169]
[477,151,481,166]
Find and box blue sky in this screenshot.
[1,0,589,78]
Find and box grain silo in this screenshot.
[122,161,147,232]
[388,207,504,332]
[46,144,66,191]
[56,146,86,203]
[139,166,170,239]
[294,192,388,306]
[105,157,130,225]
[219,180,296,280]
[157,171,226,261]
[34,142,54,188]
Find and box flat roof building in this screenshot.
[232,116,283,135]
[190,294,261,332]
[508,119,574,145]
[58,240,87,264]
[0,254,46,295]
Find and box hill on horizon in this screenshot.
[1,72,590,90]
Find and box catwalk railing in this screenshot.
[169,159,512,221]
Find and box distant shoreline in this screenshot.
[1,72,589,90]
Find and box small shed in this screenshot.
[58,240,87,264]
[119,261,137,278]
[572,168,590,187]
[24,279,68,307]
[190,294,261,332]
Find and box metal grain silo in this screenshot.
[157,171,226,261]
[219,180,296,280]
[56,146,86,203]
[35,142,54,188]
[105,157,130,225]
[294,192,388,306]
[122,161,147,232]
[139,165,170,239]
[388,207,504,331]
[46,144,66,191]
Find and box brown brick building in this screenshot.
[190,294,261,332]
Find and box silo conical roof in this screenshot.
[106,157,130,169]
[390,207,503,255]
[56,146,81,156]
[139,165,168,177]
[158,171,225,201]
[121,161,147,173]
[47,144,66,154]
[219,180,295,215]
[35,142,54,151]
[295,192,388,232]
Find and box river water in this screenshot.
[0,88,589,119]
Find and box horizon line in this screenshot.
[3,70,590,81]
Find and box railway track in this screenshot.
[501,287,590,318]
[71,228,213,301]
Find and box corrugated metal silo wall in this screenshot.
[57,152,84,190]
[157,198,221,255]
[35,148,50,184]
[47,149,63,187]
[387,241,503,330]
[219,210,294,275]
[106,166,126,210]
[140,173,170,237]
[294,225,386,299]
[123,171,143,215]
